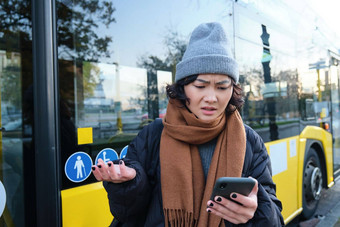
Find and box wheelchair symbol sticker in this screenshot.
[65,152,92,183]
[95,148,119,165]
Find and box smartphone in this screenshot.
[210,177,256,201]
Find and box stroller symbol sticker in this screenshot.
[120,145,128,159]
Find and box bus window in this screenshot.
[237,23,300,142]
[56,0,235,189]
[235,0,338,221]
[329,59,340,173]
[304,99,316,120]
[56,1,236,225]
[0,1,34,226]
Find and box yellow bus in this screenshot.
[0,0,339,226]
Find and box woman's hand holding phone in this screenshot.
[206,177,259,225]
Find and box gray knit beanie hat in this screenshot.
[175,22,239,83]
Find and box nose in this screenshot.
[203,88,217,103]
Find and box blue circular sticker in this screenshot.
[0,180,6,217]
[95,148,119,165]
[120,145,128,159]
[65,152,93,183]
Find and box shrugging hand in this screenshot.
[206,177,258,224]
[92,159,136,183]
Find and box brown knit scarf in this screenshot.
[160,99,246,227]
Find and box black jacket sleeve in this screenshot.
[103,119,163,224]
[241,125,284,227]
[103,159,151,223]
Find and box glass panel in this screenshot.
[0,1,34,226]
[236,22,300,142]
[234,2,334,144]
[56,0,235,189]
[330,63,340,173]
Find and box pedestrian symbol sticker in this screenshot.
[120,145,128,159]
[65,152,92,183]
[95,148,119,165]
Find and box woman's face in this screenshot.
[184,74,233,121]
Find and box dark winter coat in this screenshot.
[103,119,284,227]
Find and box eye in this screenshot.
[194,85,205,89]
[217,84,232,90]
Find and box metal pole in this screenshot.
[317,69,322,102]
[32,0,61,226]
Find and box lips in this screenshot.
[201,106,217,116]
[202,106,217,111]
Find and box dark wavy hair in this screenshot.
[166,75,244,114]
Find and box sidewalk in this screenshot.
[315,202,340,227]
[296,175,340,227]
[315,175,340,227]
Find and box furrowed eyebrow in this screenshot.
[216,80,231,85]
[196,78,231,85]
[196,79,210,84]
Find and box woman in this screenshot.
[92,22,284,227]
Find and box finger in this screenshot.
[214,196,225,204]
[91,165,103,181]
[241,177,258,207]
[97,160,110,180]
[119,160,128,177]
[227,193,256,222]
[206,207,239,224]
[208,206,247,224]
[96,158,106,170]
[206,201,246,224]
[107,161,121,181]
[229,177,258,208]
[213,196,245,213]
[229,192,257,208]
[119,160,136,180]
[213,195,255,221]
[207,200,214,208]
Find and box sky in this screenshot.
[107,0,231,67]
[309,0,340,36]
[286,0,340,48]
[90,0,340,106]
[102,0,340,68]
